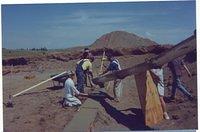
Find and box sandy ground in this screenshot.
[3,60,78,132]
[3,54,197,131]
[93,56,197,131]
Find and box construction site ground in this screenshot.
[3,54,197,131]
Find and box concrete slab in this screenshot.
[63,98,101,132]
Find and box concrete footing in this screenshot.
[63,98,100,132]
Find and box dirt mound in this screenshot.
[3,57,28,66]
[90,31,158,50]
[2,56,47,66]
[90,45,172,56]
[131,44,172,55]
[91,48,124,56]
[46,52,82,62]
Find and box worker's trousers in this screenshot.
[113,79,123,98]
[171,76,192,99]
[76,71,85,93]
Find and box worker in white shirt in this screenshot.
[62,71,87,107]
[150,68,170,120]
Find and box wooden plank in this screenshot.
[13,71,67,97]
[3,70,11,75]
[99,51,106,74]
[135,71,163,126]
[92,34,196,85]
[152,34,196,67]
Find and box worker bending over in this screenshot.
[76,53,95,93]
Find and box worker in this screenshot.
[81,48,94,88]
[81,48,91,59]
[100,54,123,102]
[76,54,95,93]
[167,58,193,101]
[84,47,90,53]
[150,68,170,120]
[62,71,87,107]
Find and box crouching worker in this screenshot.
[150,68,170,120]
[62,71,88,107]
[100,54,123,102]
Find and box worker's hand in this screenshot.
[91,82,96,88]
[90,80,96,86]
[92,84,99,90]
[102,57,107,61]
[98,72,104,76]
[91,81,99,89]
[188,73,192,78]
[151,74,160,83]
[79,93,88,96]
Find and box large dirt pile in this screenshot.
[90,31,158,49]
[89,31,171,55]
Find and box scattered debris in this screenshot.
[6,95,13,108]
[172,115,180,120]
[24,74,36,80]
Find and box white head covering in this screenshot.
[66,71,75,76]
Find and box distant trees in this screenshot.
[19,47,48,51]
[40,47,48,51]
[31,47,48,51]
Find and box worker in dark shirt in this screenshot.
[167,58,193,100]
[101,54,123,102]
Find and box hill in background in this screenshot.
[90,31,158,50]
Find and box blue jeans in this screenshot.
[171,76,192,98]
[76,71,85,93]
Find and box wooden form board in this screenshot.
[135,71,163,126]
[99,51,106,74]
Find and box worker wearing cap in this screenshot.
[76,55,94,93]
[81,47,92,59]
[63,71,87,107]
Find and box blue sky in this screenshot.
[2,1,196,49]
